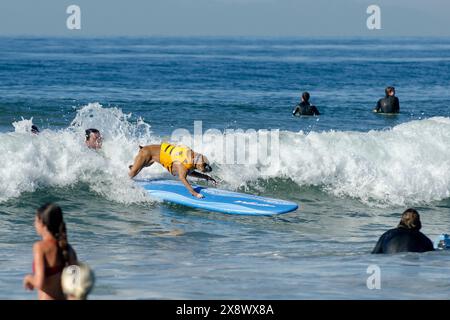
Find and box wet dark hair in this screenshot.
[85,128,100,141]
[302,92,310,102]
[36,203,70,266]
[385,86,395,97]
[398,208,421,231]
[31,125,39,134]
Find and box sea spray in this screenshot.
[1,103,450,207]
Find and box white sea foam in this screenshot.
[0,103,160,203]
[1,103,450,206]
[201,117,450,206]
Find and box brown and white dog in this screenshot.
[129,143,216,198]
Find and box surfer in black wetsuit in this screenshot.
[31,125,39,135]
[373,86,400,114]
[292,92,320,116]
[372,208,434,254]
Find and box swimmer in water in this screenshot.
[85,128,103,150]
[292,92,320,116]
[372,208,434,254]
[31,125,39,134]
[373,86,400,114]
[23,203,78,300]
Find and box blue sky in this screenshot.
[0,0,449,36]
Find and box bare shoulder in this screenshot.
[33,241,44,253]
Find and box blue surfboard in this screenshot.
[137,179,298,216]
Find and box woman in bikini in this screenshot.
[23,203,78,300]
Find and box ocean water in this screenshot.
[0,37,450,299]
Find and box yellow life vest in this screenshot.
[159,142,194,175]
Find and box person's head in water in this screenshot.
[301,91,310,103]
[31,125,39,135]
[398,208,422,231]
[385,86,396,97]
[35,203,70,266]
[85,128,102,150]
[61,263,95,300]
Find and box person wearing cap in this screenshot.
[292,92,320,116]
[61,263,95,300]
[85,128,102,150]
[372,208,434,254]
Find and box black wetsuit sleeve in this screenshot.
[371,233,385,254]
[292,105,300,116]
[374,99,382,112]
[422,234,435,251]
[311,106,320,115]
[393,97,400,113]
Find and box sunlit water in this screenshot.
[0,37,449,299]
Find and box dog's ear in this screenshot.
[139,145,143,149]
